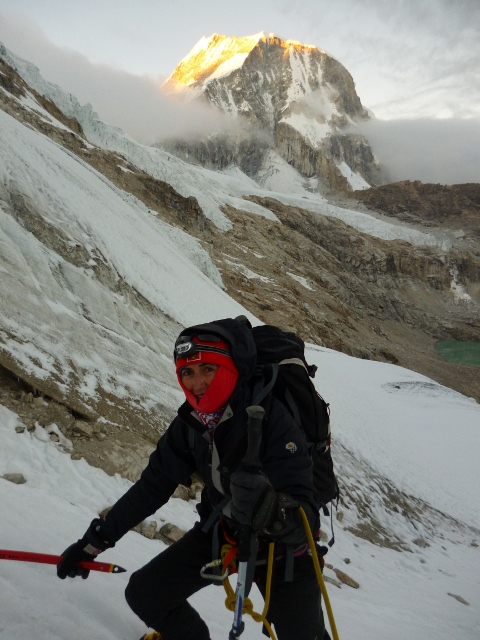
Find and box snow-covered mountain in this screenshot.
[0,44,443,241]
[0,37,479,640]
[163,32,380,192]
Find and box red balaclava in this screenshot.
[175,336,239,413]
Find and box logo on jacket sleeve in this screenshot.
[285,442,297,453]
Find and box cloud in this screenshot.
[1,6,478,186]
[357,118,480,185]
[0,10,239,144]
[290,0,480,119]
[2,2,479,128]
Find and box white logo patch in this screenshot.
[286,442,297,453]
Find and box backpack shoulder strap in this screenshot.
[284,386,302,428]
[278,357,308,371]
[252,363,279,406]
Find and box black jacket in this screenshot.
[100,319,319,543]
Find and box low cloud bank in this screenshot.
[0,11,239,144]
[357,118,480,185]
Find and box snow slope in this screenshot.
[306,345,480,529]
[0,107,254,418]
[1,347,479,640]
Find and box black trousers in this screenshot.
[125,523,329,640]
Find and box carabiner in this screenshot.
[200,558,228,581]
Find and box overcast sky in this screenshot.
[1,0,479,184]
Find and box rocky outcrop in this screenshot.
[332,568,360,589]
[201,196,480,402]
[275,123,378,193]
[2,473,27,484]
[163,33,381,192]
[353,180,480,240]
[0,54,85,137]
[161,128,271,178]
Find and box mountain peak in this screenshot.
[164,32,325,92]
[164,32,263,90]
[162,32,379,193]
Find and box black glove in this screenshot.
[263,494,317,546]
[230,469,277,531]
[57,518,114,580]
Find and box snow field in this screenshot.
[0,107,256,414]
[0,109,240,328]
[306,345,480,529]
[1,345,479,640]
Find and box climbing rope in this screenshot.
[142,631,162,640]
[299,506,340,640]
[221,507,340,640]
[145,510,340,640]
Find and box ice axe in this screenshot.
[229,404,265,640]
[0,549,126,573]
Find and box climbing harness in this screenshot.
[203,506,340,640]
[222,540,276,640]
[199,401,340,639]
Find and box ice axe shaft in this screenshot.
[242,405,264,471]
[0,549,126,573]
[229,405,265,640]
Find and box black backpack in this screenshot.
[249,324,339,509]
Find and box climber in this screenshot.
[56,317,330,640]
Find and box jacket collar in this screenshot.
[177,400,234,434]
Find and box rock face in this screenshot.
[353,181,480,240]
[163,33,381,193]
